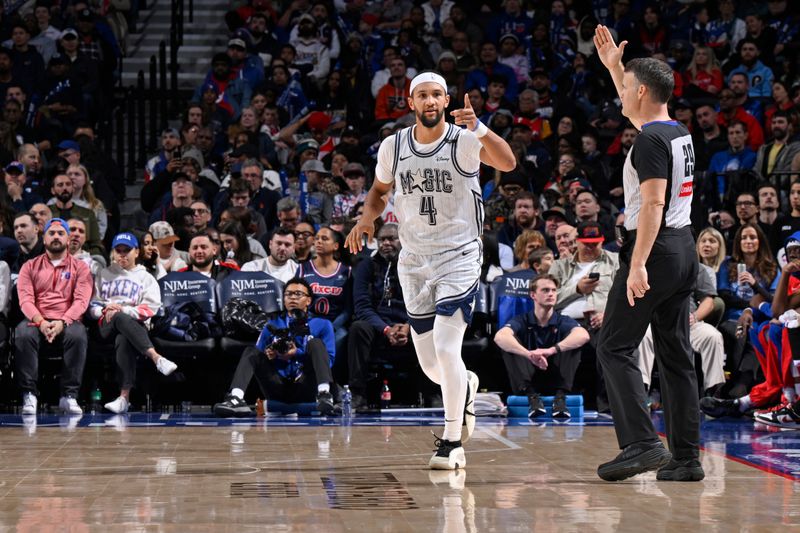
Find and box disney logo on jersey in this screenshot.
[399,168,453,196]
[310,282,343,296]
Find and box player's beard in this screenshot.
[417,108,444,128]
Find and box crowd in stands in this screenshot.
[2,0,800,426]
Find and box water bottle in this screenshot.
[736,263,754,300]
[90,387,102,415]
[381,380,392,409]
[342,385,352,418]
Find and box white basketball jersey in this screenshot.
[376,123,484,255]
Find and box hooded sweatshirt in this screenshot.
[89,263,161,323]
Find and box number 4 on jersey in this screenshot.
[420,195,437,225]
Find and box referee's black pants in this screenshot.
[597,227,700,460]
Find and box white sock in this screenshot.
[318,383,330,393]
[784,387,797,404]
[433,310,468,442]
[738,395,752,412]
[411,328,441,384]
[231,388,244,400]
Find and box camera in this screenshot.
[267,309,310,354]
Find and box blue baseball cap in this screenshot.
[58,140,81,152]
[44,217,70,235]
[112,232,138,249]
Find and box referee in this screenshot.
[593,26,703,482]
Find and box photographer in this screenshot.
[213,277,336,417]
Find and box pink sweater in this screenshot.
[17,253,93,325]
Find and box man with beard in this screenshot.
[247,11,280,67]
[192,53,251,121]
[241,227,298,283]
[290,14,330,88]
[48,173,104,257]
[346,71,516,470]
[692,103,728,174]
[15,218,93,416]
[717,87,764,150]
[11,212,43,275]
[497,192,544,248]
[67,218,102,277]
[729,38,774,99]
[144,128,182,184]
[226,36,264,91]
[374,56,411,122]
[727,73,763,123]
[28,203,52,232]
[178,232,238,283]
[708,121,757,210]
[754,111,800,194]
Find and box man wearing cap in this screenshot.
[497,33,530,85]
[346,70,515,470]
[48,173,104,257]
[7,23,45,90]
[194,52,252,120]
[144,128,183,183]
[147,172,197,226]
[39,52,83,136]
[510,117,552,180]
[334,162,368,220]
[300,159,333,226]
[15,217,93,416]
[58,27,100,98]
[543,205,570,242]
[375,55,412,122]
[227,35,264,90]
[149,221,188,272]
[4,161,42,212]
[485,171,529,232]
[290,14,330,87]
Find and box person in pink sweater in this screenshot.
[15,218,93,416]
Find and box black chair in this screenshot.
[218,271,285,358]
[490,269,535,330]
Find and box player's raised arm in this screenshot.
[344,179,391,253]
[451,93,516,171]
[594,24,628,100]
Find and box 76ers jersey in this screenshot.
[376,123,485,255]
[296,261,351,318]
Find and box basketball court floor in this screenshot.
[1,411,798,531]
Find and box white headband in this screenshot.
[409,72,448,96]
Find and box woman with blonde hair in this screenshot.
[696,227,726,273]
[682,45,723,95]
[511,229,546,270]
[65,163,109,239]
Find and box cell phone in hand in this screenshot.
[588,272,600,280]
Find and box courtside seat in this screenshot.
[218,271,284,358]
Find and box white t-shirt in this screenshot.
[241,257,299,284]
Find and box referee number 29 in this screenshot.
[682,143,695,178]
[420,195,438,225]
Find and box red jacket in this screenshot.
[17,252,93,325]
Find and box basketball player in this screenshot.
[345,72,515,469]
[593,26,703,482]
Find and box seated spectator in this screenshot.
[707,121,757,205]
[190,200,212,236]
[682,45,723,96]
[717,223,779,397]
[530,248,555,275]
[697,227,727,276]
[11,212,43,274]
[572,188,617,243]
[553,223,577,259]
[149,221,187,272]
[240,158,281,228]
[727,73,763,123]
[15,218,92,415]
[300,159,333,225]
[193,52,252,121]
[297,226,352,350]
[542,206,570,247]
[347,223,428,410]
[132,229,166,280]
[216,178,268,237]
[218,220,257,267]
[5,161,42,212]
[178,231,238,282]
[144,128,183,183]
[148,172,198,225]
[484,171,528,232]
[333,162,367,220]
[764,81,794,138]
[728,38,774,99]
[89,232,176,414]
[497,192,544,249]
[510,229,546,270]
[374,55,411,122]
[63,164,108,239]
[29,203,52,232]
[717,88,763,151]
[48,173,104,257]
[754,111,800,188]
[293,221,315,263]
[465,42,518,101]
[219,206,268,258]
[242,227,298,283]
[67,218,102,277]
[494,273,590,418]
[213,277,336,416]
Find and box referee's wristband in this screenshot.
[471,119,489,138]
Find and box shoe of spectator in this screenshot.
[351,393,369,412]
[754,402,800,429]
[105,396,130,414]
[213,395,253,417]
[156,357,178,376]
[597,440,672,481]
[462,370,479,443]
[429,433,466,470]
[552,393,571,419]
[699,396,741,418]
[21,392,37,415]
[316,390,335,416]
[528,394,546,418]
[59,396,83,415]
[656,458,705,481]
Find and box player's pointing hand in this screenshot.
[451,93,477,131]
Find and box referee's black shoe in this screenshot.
[656,458,705,481]
[597,440,672,481]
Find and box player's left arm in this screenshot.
[451,93,516,172]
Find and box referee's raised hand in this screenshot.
[593,24,628,70]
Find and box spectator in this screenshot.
[465,42,519,101]
[292,221,316,263]
[66,217,101,277]
[149,221,187,272]
[132,229,166,280]
[697,227,727,275]
[772,182,800,254]
[485,0,533,45]
[727,72,763,123]
[764,81,794,137]
[29,203,52,233]
[494,273,590,418]
[15,218,92,415]
[554,223,577,259]
[218,220,257,267]
[692,103,728,175]
[485,171,528,232]
[333,162,367,220]
[289,14,331,88]
[370,46,418,99]
[707,0,746,57]
[573,189,616,243]
[213,277,336,416]
[510,229,545,269]
[4,161,42,212]
[756,183,787,253]
[190,200,212,235]
[497,192,543,249]
[148,172,198,225]
[7,22,46,91]
[144,128,183,183]
[374,55,412,122]
[89,232,176,414]
[717,88,764,150]
[63,164,108,239]
[193,52,252,121]
[242,227,298,283]
[707,121,757,206]
[754,111,800,186]
[226,36,264,91]
[11,212,43,274]
[542,206,571,245]
[275,197,302,232]
[683,45,723,96]
[48,173,104,257]
[179,231,238,282]
[300,159,333,225]
[530,248,555,275]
